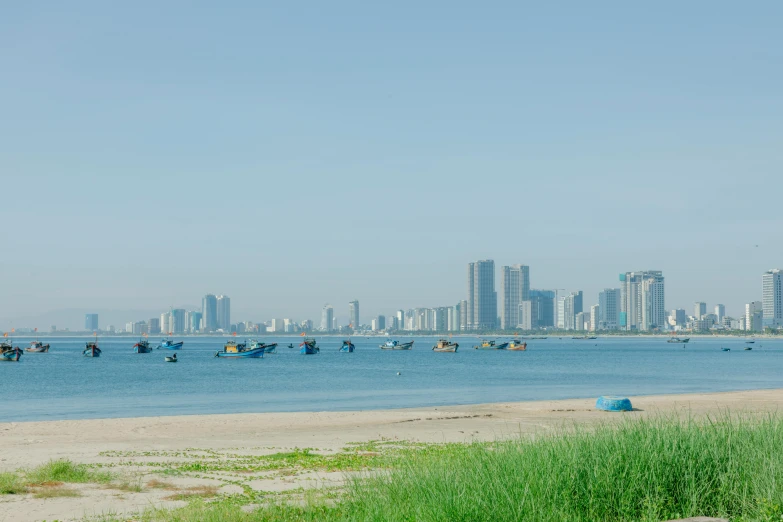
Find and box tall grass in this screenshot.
[26,459,114,485]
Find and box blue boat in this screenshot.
[157,338,184,350]
[1,341,22,361]
[214,340,264,358]
[133,338,152,353]
[83,341,101,358]
[380,339,414,350]
[339,340,355,352]
[300,338,320,355]
[248,340,277,353]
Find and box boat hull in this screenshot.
[339,343,355,353]
[508,345,527,351]
[300,346,319,355]
[432,344,458,352]
[1,349,22,361]
[25,345,50,353]
[262,344,277,353]
[475,342,509,350]
[380,342,413,350]
[83,349,101,357]
[215,347,265,358]
[165,356,178,362]
[158,342,184,350]
[133,345,152,353]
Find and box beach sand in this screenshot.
[2,389,783,521]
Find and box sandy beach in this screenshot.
[3,389,783,521]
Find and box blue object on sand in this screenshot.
[596,396,633,412]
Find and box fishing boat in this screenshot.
[721,347,731,352]
[432,339,458,352]
[380,339,414,350]
[262,342,277,354]
[165,354,178,362]
[214,340,265,358]
[133,338,152,353]
[667,337,690,343]
[746,339,756,344]
[339,340,355,352]
[1,341,22,361]
[744,346,753,351]
[287,343,294,349]
[474,339,509,350]
[26,340,50,353]
[508,339,528,351]
[247,339,276,353]
[157,338,184,350]
[300,338,320,355]
[83,341,101,357]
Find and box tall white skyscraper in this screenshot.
[396,310,405,331]
[619,271,665,331]
[598,289,620,330]
[349,300,360,329]
[500,264,530,329]
[562,291,583,330]
[468,260,497,330]
[694,302,707,319]
[590,305,600,332]
[160,312,171,334]
[216,295,230,331]
[746,301,764,332]
[714,304,726,323]
[321,304,334,332]
[762,269,783,327]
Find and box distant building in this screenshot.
[432,308,448,332]
[448,304,461,332]
[459,300,468,331]
[762,269,783,327]
[529,290,555,328]
[467,260,497,330]
[562,291,583,330]
[500,264,530,329]
[694,302,707,320]
[270,319,285,333]
[557,297,566,329]
[746,301,764,332]
[619,271,665,331]
[575,311,588,332]
[216,296,231,331]
[396,310,405,331]
[171,309,186,334]
[148,317,161,334]
[85,314,99,332]
[518,301,534,330]
[185,311,202,333]
[202,295,218,332]
[671,309,686,327]
[714,304,726,323]
[376,315,386,331]
[590,305,600,332]
[132,321,148,335]
[321,304,334,332]
[160,312,171,334]
[598,289,620,330]
[349,300,360,329]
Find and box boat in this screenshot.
[508,339,528,351]
[83,341,101,357]
[247,339,276,353]
[133,338,152,353]
[746,339,756,344]
[157,338,184,350]
[1,341,22,361]
[474,339,509,350]
[214,340,265,358]
[744,346,752,351]
[380,339,414,350]
[25,340,50,353]
[572,336,598,340]
[165,354,178,362]
[667,337,690,344]
[721,347,731,352]
[340,340,355,352]
[432,339,458,352]
[300,338,320,355]
[262,342,277,354]
[287,343,294,349]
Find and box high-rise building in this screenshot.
[746,301,764,332]
[500,264,530,329]
[432,308,448,332]
[598,289,620,330]
[160,312,171,334]
[694,302,707,320]
[321,304,334,332]
[562,291,583,330]
[396,310,404,331]
[671,309,686,327]
[468,260,497,330]
[216,295,230,330]
[185,311,202,333]
[714,304,726,323]
[529,290,555,328]
[202,294,217,332]
[518,301,534,330]
[459,300,468,330]
[85,314,98,332]
[590,305,600,332]
[619,271,665,331]
[148,317,161,334]
[557,297,566,329]
[575,311,588,331]
[348,300,360,329]
[270,319,285,333]
[171,309,186,334]
[762,269,783,328]
[376,315,386,331]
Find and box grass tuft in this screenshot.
[26,459,114,485]
[163,485,220,501]
[0,471,28,495]
[31,485,81,499]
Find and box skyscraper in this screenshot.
[84,314,98,332]
[500,264,530,329]
[694,302,707,320]
[160,312,170,334]
[376,315,386,331]
[321,304,334,332]
[714,304,726,323]
[746,301,764,332]
[171,308,186,334]
[216,295,230,330]
[562,291,583,330]
[598,289,620,330]
[148,317,161,334]
[185,311,202,333]
[619,271,665,331]
[762,269,783,327]
[396,310,405,331]
[468,260,497,330]
[529,290,555,328]
[348,300,360,329]
[202,294,217,332]
[590,305,600,332]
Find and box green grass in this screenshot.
[0,471,27,494]
[26,459,114,485]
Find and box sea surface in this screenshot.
[1,336,780,422]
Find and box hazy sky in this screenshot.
[2,2,782,328]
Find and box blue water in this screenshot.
[0,336,780,422]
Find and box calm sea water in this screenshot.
[0,336,780,422]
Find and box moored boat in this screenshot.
[1,341,22,361]
[133,338,152,353]
[339,340,355,352]
[474,339,508,350]
[721,347,731,352]
[26,340,50,353]
[165,354,178,362]
[507,339,528,351]
[247,339,276,353]
[744,346,752,351]
[300,338,320,354]
[432,339,458,352]
[380,339,414,350]
[287,343,294,349]
[83,341,101,357]
[157,338,184,350]
[667,337,690,343]
[214,340,264,358]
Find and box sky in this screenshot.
[2,1,782,329]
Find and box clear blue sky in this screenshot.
[2,1,782,328]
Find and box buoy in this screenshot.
[396,372,401,376]
[596,396,632,412]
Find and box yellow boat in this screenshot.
[507,340,527,351]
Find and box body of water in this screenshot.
[0,336,779,422]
